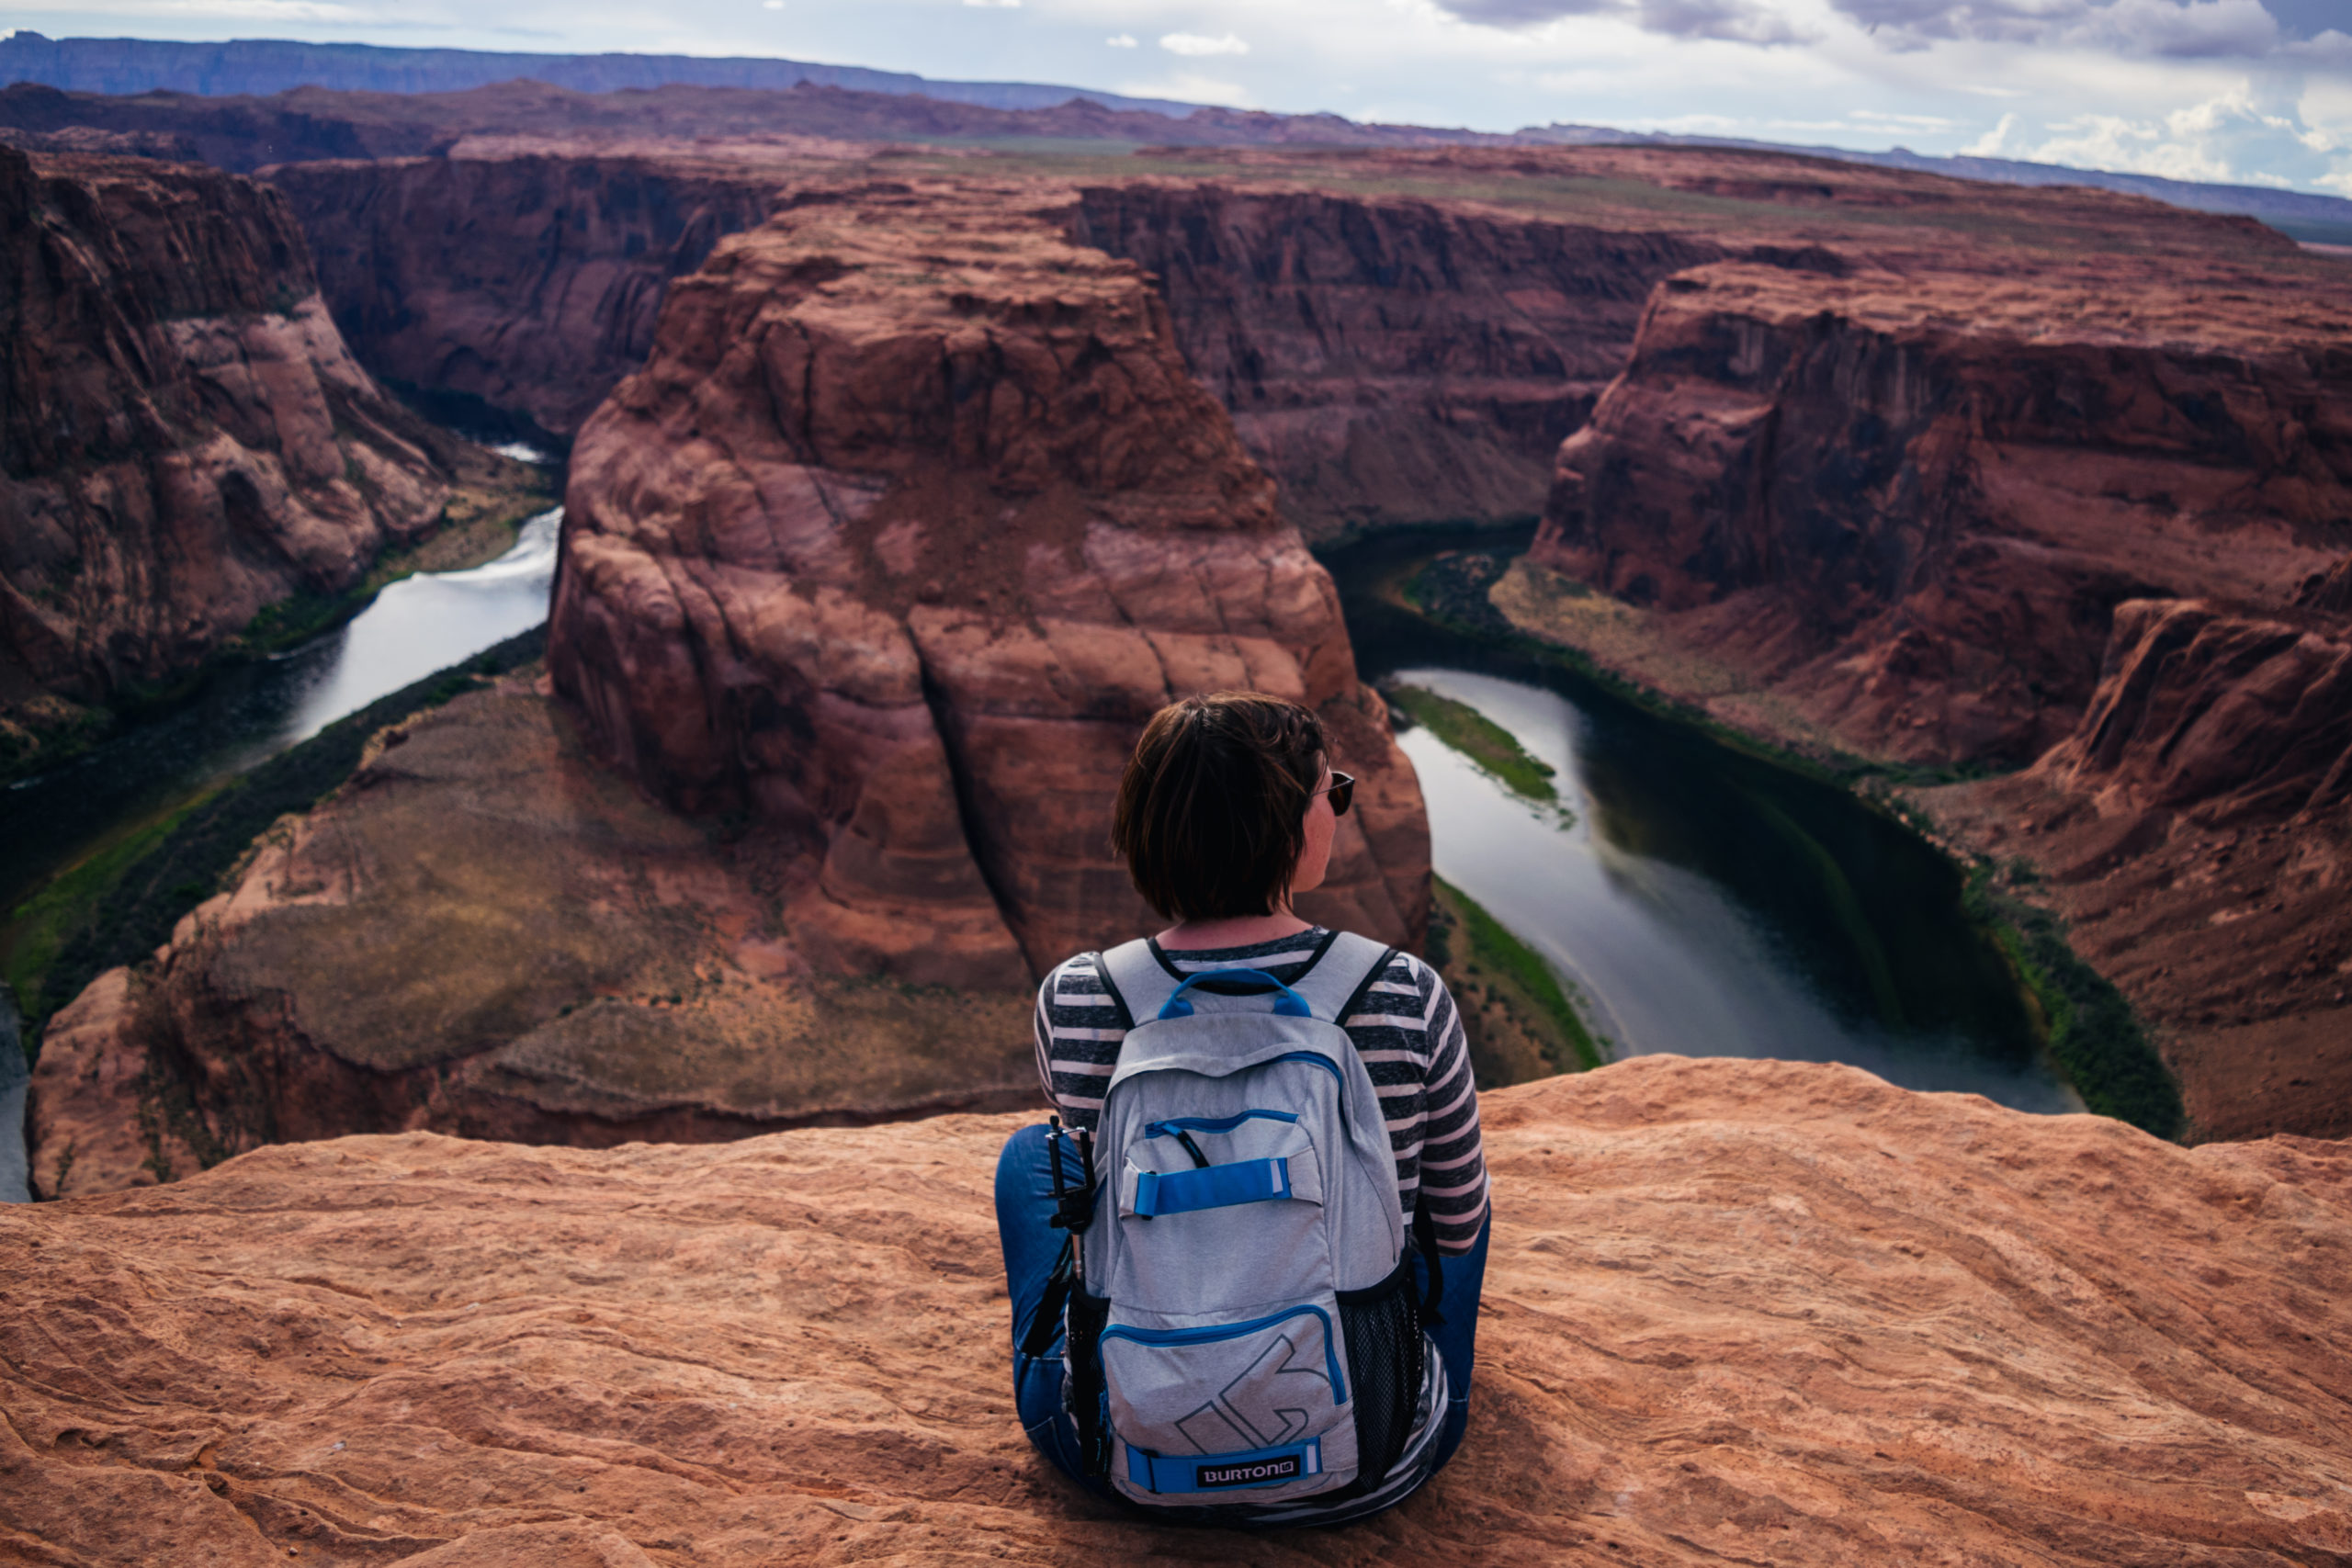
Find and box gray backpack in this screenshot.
[1050,931,1442,1507]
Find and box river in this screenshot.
[3,512,2074,1199]
[0,504,562,1199]
[0,507,562,925]
[1326,528,2076,1114]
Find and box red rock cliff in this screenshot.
[268,154,1717,540]
[548,179,1429,978]
[1527,254,2352,767]
[1072,184,1720,538]
[0,147,463,765]
[266,153,786,438]
[1913,592,2352,1142]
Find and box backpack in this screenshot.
[1039,931,1445,1508]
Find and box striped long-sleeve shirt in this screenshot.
[1032,927,1489,1251]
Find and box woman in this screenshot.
[995,690,1490,1524]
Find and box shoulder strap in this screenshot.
[1098,929,1396,1028]
[1283,930,1398,1025]
[1092,939,1158,1034]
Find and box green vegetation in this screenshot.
[236,501,542,657]
[3,793,217,1043]
[1388,682,1562,806]
[1387,543,2182,1140]
[3,626,548,1061]
[1401,551,1991,795]
[1426,874,1603,1080]
[1964,867,2184,1141]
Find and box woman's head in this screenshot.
[1114,692,1343,922]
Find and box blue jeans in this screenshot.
[994,1122,1489,1496]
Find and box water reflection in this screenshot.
[275,508,560,744]
[2,509,561,919]
[1328,531,2075,1114]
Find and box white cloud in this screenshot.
[1962,109,2019,152]
[963,0,1020,7]
[1106,32,1137,47]
[1989,86,2311,183]
[762,2,782,9]
[1160,31,1250,56]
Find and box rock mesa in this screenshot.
[548,179,1429,978]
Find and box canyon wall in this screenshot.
[0,146,472,771]
[1495,212,2352,1140]
[548,179,1430,978]
[266,156,1714,536]
[266,154,788,437]
[1524,257,2352,768]
[1073,185,1719,538]
[1915,592,2352,1141]
[9,1057,2352,1564]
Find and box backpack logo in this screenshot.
[1196,1454,1303,1488]
[1175,1328,1326,1452]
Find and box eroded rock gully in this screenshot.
[27,675,1035,1200]
[1914,596,2352,1141]
[0,147,508,771]
[8,1056,2352,1565]
[547,178,1430,978]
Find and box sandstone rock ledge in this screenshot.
[6,1056,2350,1565]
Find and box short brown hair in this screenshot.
[1113,692,1329,922]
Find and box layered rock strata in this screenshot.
[0,147,491,771]
[26,675,1035,1200]
[269,154,1715,536]
[1072,185,1720,538]
[7,1056,2352,1564]
[1465,186,2352,1136]
[268,154,790,438]
[548,180,1429,976]
[1915,595,2352,1140]
[1520,254,2352,769]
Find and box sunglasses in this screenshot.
[1314,771,1355,818]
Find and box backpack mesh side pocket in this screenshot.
[1066,1285,1114,1481]
[1334,1254,1423,1491]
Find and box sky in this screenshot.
[7,0,2352,196]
